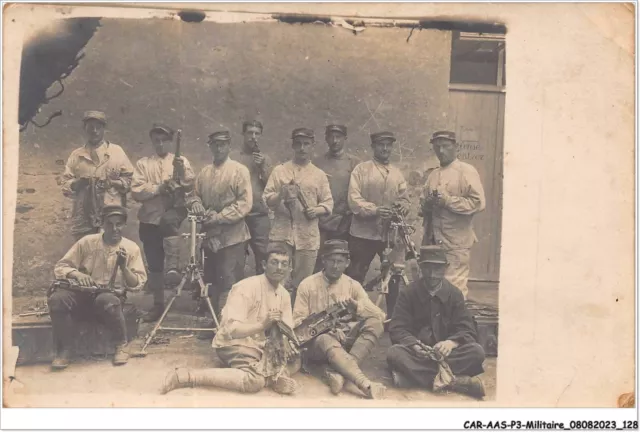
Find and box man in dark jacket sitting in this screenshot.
[386,245,486,399]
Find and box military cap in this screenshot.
[242,120,263,132]
[291,128,315,139]
[370,131,396,143]
[326,124,347,135]
[102,205,128,221]
[208,130,231,142]
[430,130,457,143]
[419,245,448,264]
[149,123,174,137]
[321,239,350,256]
[83,110,107,124]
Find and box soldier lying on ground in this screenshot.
[293,239,387,399]
[386,245,486,399]
[47,205,147,370]
[161,242,300,395]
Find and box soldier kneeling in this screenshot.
[293,240,387,399]
[161,243,300,395]
[47,205,147,370]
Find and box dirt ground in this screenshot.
[9,286,496,408]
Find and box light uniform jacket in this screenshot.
[263,160,333,251]
[61,141,134,236]
[131,153,196,225]
[213,274,293,350]
[54,233,147,291]
[423,159,486,250]
[186,158,253,252]
[348,159,411,242]
[293,272,385,327]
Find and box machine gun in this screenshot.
[48,247,128,297]
[164,129,188,209]
[390,204,419,261]
[291,301,354,346]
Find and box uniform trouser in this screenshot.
[276,243,317,304]
[314,228,350,273]
[203,242,247,316]
[443,248,471,298]
[346,236,405,284]
[305,317,384,364]
[139,222,165,273]
[245,214,271,275]
[47,290,127,353]
[386,342,485,390]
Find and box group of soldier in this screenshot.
[46,109,488,400]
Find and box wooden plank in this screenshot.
[448,90,503,282]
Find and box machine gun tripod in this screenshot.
[136,214,219,356]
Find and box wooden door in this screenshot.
[448,88,505,282]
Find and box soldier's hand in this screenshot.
[330,328,347,344]
[304,207,318,220]
[107,169,121,181]
[173,156,185,167]
[72,270,94,287]
[376,206,392,219]
[191,202,206,216]
[412,343,430,357]
[157,181,170,196]
[264,309,283,327]
[434,340,458,358]
[116,248,127,268]
[252,152,265,166]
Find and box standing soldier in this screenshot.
[131,124,195,322]
[188,130,252,321]
[421,131,486,298]
[263,128,333,302]
[233,120,273,275]
[312,125,361,273]
[61,111,134,240]
[346,131,411,284]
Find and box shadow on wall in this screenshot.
[14,18,454,297]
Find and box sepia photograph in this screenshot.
[8,5,503,406]
[2,2,635,421]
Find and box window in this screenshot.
[450,31,506,87]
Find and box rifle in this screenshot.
[48,279,127,297]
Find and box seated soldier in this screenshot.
[161,243,300,395]
[386,245,486,399]
[294,239,387,399]
[47,205,147,370]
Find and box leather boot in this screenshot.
[448,375,485,399]
[113,343,129,366]
[49,312,74,370]
[161,367,266,394]
[325,347,386,399]
[321,364,345,395]
[163,236,187,287]
[266,375,299,395]
[143,272,165,323]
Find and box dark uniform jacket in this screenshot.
[389,278,478,347]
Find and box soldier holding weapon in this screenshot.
[47,205,147,370]
[131,124,195,322]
